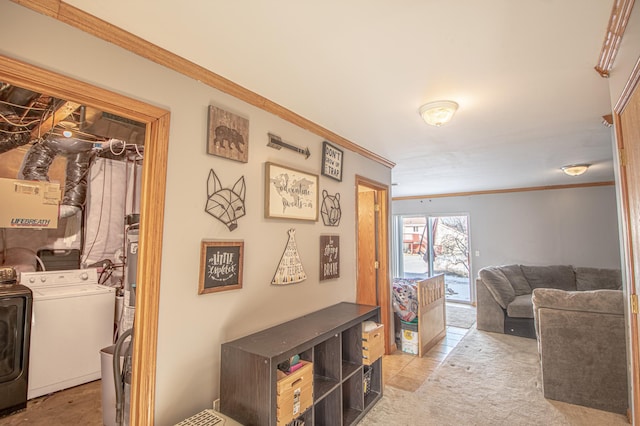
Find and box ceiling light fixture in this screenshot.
[561,164,590,176]
[419,100,459,127]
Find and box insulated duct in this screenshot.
[0,85,42,154]
[0,133,31,154]
[21,137,94,218]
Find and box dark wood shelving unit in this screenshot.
[220,302,383,425]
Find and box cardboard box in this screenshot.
[362,323,384,365]
[276,361,313,425]
[0,178,61,229]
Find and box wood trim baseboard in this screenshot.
[392,181,616,201]
[594,0,636,77]
[11,0,395,169]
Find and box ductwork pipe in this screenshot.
[0,133,32,154]
[21,137,94,218]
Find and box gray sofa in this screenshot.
[476,264,622,338]
[532,287,628,413]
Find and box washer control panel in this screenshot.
[20,268,98,287]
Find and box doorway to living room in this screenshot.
[393,214,471,303]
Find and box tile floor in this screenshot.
[0,323,473,425]
[382,325,472,393]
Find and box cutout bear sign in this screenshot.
[207,105,249,163]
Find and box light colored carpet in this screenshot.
[446,303,476,329]
[359,328,629,426]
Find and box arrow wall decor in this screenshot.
[267,133,311,159]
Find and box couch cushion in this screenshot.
[531,288,623,315]
[506,294,534,318]
[575,267,622,291]
[499,264,531,296]
[520,265,576,291]
[479,267,515,309]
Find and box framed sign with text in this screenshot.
[320,235,340,281]
[321,141,343,182]
[265,162,319,221]
[199,240,244,294]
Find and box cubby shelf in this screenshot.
[219,302,383,426]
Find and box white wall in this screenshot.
[393,185,622,292]
[0,3,391,424]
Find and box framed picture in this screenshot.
[321,141,344,182]
[199,240,244,294]
[207,105,249,163]
[320,235,340,281]
[265,162,319,221]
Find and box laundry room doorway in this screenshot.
[0,55,169,425]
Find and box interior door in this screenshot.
[617,76,640,423]
[356,177,391,353]
[357,189,378,306]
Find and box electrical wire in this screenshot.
[109,139,127,156]
[0,112,42,127]
[0,99,49,111]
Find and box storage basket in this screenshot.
[400,319,418,332]
[363,365,373,397]
[286,417,306,426]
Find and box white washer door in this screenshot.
[28,286,115,399]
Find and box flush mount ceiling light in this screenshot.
[561,164,590,176]
[419,100,459,127]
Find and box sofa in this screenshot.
[476,264,622,338]
[532,287,628,413]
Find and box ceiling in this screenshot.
[63,0,616,197]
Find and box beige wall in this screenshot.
[607,4,640,107]
[0,3,391,424]
[393,185,622,296]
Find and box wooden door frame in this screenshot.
[355,175,392,353]
[0,55,169,426]
[613,56,640,424]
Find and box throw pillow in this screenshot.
[479,267,515,309]
[575,267,622,291]
[521,265,576,291]
[500,264,531,296]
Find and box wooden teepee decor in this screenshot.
[272,228,307,285]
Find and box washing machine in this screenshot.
[19,268,115,399]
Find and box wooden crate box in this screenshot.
[276,361,313,425]
[362,323,384,366]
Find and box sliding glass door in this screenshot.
[394,214,471,302]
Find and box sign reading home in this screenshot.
[199,240,244,294]
[320,235,340,281]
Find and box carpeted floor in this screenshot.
[360,328,628,426]
[445,303,476,329]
